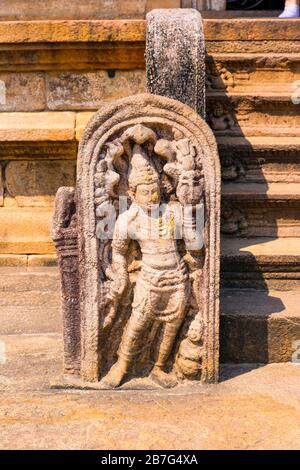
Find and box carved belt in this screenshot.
[140,260,189,288]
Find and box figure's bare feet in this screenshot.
[150,366,178,389]
[101,360,128,389]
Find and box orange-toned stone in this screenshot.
[0,20,146,44]
[27,255,57,267]
[0,112,75,141]
[0,207,55,254]
[204,18,300,41]
[0,19,299,45]
[75,112,95,141]
[0,254,27,266]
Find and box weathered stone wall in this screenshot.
[0,17,299,276]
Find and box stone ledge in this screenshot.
[0,254,57,268]
[222,237,300,260]
[222,237,300,290]
[222,183,300,201]
[0,207,55,255]
[0,20,147,44]
[208,92,299,101]
[0,112,75,141]
[217,135,300,150]
[1,237,300,268]
[221,289,300,363]
[0,19,298,72]
[0,19,298,44]
[205,19,300,41]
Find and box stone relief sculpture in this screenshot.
[53,93,220,389]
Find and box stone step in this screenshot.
[222,183,300,237]
[221,289,300,364]
[222,237,300,290]
[1,179,300,254]
[223,182,300,200]
[207,97,300,139]
[0,19,297,45]
[0,18,298,73]
[0,267,299,365]
[206,59,300,96]
[0,267,60,334]
[218,136,300,184]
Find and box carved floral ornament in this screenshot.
[62,94,220,388]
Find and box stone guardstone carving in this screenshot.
[53,93,220,389]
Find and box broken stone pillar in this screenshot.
[146,9,206,118]
[53,93,220,388]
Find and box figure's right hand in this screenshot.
[108,275,128,301]
[102,301,117,330]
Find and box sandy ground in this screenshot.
[0,334,299,450]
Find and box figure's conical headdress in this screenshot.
[128,143,159,191]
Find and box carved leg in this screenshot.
[151,318,184,389]
[101,301,152,388]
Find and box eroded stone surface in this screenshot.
[47,71,146,110]
[0,334,300,450]
[146,9,206,118]
[5,161,76,207]
[0,73,45,111]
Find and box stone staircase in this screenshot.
[0,15,299,364]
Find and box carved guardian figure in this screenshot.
[53,94,220,388]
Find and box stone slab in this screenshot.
[0,112,75,141]
[222,183,300,200]
[221,289,300,363]
[0,255,27,267]
[0,333,300,449]
[47,70,146,110]
[0,19,299,44]
[0,72,45,111]
[222,237,300,259]
[0,142,77,161]
[0,207,55,254]
[0,21,298,73]
[0,20,147,44]
[5,160,76,207]
[0,267,59,292]
[221,237,300,290]
[76,112,95,141]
